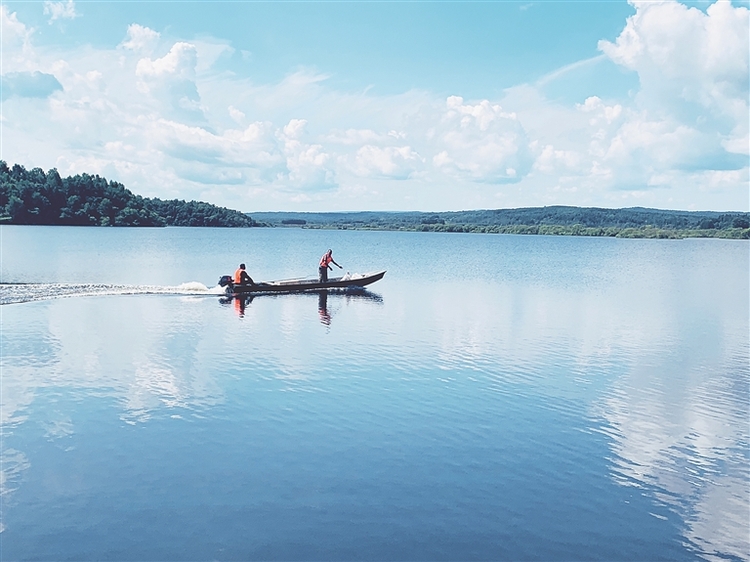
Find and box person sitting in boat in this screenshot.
[319,249,342,282]
[233,263,255,285]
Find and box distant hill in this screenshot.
[0,162,259,227]
[252,207,750,239]
[2,161,747,238]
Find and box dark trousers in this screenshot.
[319,266,328,282]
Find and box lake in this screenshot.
[1,225,748,561]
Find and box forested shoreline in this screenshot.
[2,161,748,238]
[254,207,750,239]
[0,162,258,227]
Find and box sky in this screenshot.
[1,0,748,212]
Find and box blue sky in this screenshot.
[2,0,748,211]
[6,1,636,94]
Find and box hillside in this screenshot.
[0,162,258,227]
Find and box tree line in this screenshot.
[0,162,258,227]
[434,207,750,231]
[4,161,748,238]
[253,206,750,239]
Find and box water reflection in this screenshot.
[218,294,261,317]
[2,229,746,561]
[318,292,331,326]
[219,289,383,326]
[591,315,749,560]
[0,448,31,520]
[221,294,253,317]
[596,351,749,561]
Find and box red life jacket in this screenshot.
[320,254,333,268]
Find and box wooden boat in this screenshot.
[218,270,386,295]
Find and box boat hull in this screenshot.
[226,270,386,295]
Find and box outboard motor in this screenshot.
[218,275,233,288]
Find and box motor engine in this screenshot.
[218,275,233,287]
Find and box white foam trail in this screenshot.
[173,282,225,295]
[173,281,225,294]
[0,282,226,305]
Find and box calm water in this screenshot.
[1,226,748,561]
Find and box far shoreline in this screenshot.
[2,217,748,240]
[246,208,750,240]
[2,162,748,239]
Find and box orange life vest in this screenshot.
[234,268,244,284]
[320,254,332,268]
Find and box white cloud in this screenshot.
[134,42,205,122]
[323,128,386,146]
[505,1,749,207]
[228,105,245,124]
[352,145,422,179]
[282,118,307,140]
[278,119,334,189]
[43,0,77,23]
[533,144,583,175]
[119,24,160,54]
[429,96,533,183]
[136,42,197,81]
[599,0,748,152]
[1,5,32,52]
[564,0,750,197]
[1,1,747,211]
[578,96,622,124]
[147,118,282,173]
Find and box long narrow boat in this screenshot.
[219,270,386,295]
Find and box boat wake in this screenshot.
[0,282,224,305]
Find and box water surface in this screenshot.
[1,226,748,560]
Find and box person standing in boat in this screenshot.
[233,263,255,285]
[318,249,342,282]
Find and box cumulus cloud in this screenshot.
[119,24,160,54]
[430,96,533,183]
[533,144,583,176]
[520,0,748,204]
[2,1,747,211]
[601,0,748,96]
[228,105,245,124]
[353,145,422,179]
[43,0,77,23]
[136,42,198,81]
[599,0,748,154]
[135,42,204,122]
[1,5,32,51]
[537,0,747,198]
[278,119,335,189]
[148,118,282,172]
